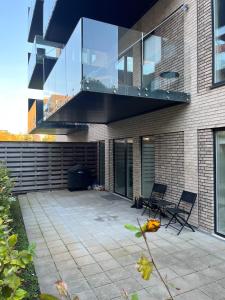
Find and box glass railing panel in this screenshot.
[44,52,68,118]
[43,0,57,36]
[28,100,37,133]
[82,18,143,96]
[28,0,36,35]
[28,43,44,84]
[44,20,82,119]
[28,36,60,85]
[66,20,82,100]
[43,14,189,121]
[142,9,188,100]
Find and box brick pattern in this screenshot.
[155,132,185,204]
[198,129,214,232]
[197,0,213,93]
[133,137,142,198]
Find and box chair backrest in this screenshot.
[178,191,197,213]
[150,183,167,200]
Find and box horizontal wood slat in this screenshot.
[0,142,97,194]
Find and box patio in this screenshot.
[19,190,225,300]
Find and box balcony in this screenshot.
[28,99,88,135]
[28,36,62,90]
[44,15,190,124]
[43,0,158,44]
[28,0,43,43]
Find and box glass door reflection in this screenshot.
[216,131,225,236]
[114,139,133,198]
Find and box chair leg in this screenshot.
[166,214,176,228]
[176,215,195,235]
[142,207,146,216]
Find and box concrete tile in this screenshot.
[98,258,121,271]
[174,289,211,300]
[115,277,142,294]
[67,277,90,294]
[70,248,89,258]
[199,282,225,299]
[81,263,103,276]
[87,272,112,288]
[75,290,97,300]
[76,255,95,266]
[145,282,171,300]
[94,283,121,300]
[106,267,131,282]
[92,251,113,262]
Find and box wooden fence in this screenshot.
[0,142,97,193]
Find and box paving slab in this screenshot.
[19,190,225,299]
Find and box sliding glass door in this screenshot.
[114,139,133,199]
[216,131,225,236]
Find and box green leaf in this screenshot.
[124,224,139,232]
[8,234,18,248]
[40,294,61,300]
[131,293,139,300]
[14,288,27,300]
[135,231,143,238]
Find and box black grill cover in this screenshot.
[68,165,92,191]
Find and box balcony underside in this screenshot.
[30,120,89,135]
[47,91,189,124]
[28,0,43,43]
[44,0,158,43]
[28,57,57,90]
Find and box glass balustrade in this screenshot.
[43,0,57,36]
[28,36,61,86]
[44,16,189,120]
[28,0,36,34]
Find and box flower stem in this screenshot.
[137,218,173,300]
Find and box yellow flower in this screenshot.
[142,219,160,233]
[55,280,68,297]
[136,256,153,280]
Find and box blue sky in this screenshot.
[0,1,42,133]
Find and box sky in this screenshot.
[0,1,42,133]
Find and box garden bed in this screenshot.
[10,198,40,299]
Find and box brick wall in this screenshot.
[198,129,214,232]
[155,132,185,204]
[197,0,213,93]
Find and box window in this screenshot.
[213,0,225,84]
[141,137,155,198]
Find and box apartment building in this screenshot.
[27,0,225,237]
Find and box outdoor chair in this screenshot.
[141,183,167,217]
[165,191,197,235]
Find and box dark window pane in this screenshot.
[216,131,225,236]
[214,0,225,83]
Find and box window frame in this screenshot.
[212,0,225,87]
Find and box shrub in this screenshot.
[0,164,35,300]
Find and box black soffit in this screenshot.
[46,91,188,124]
[31,121,89,135]
[44,0,159,43]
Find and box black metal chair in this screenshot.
[165,191,197,235]
[141,183,167,217]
